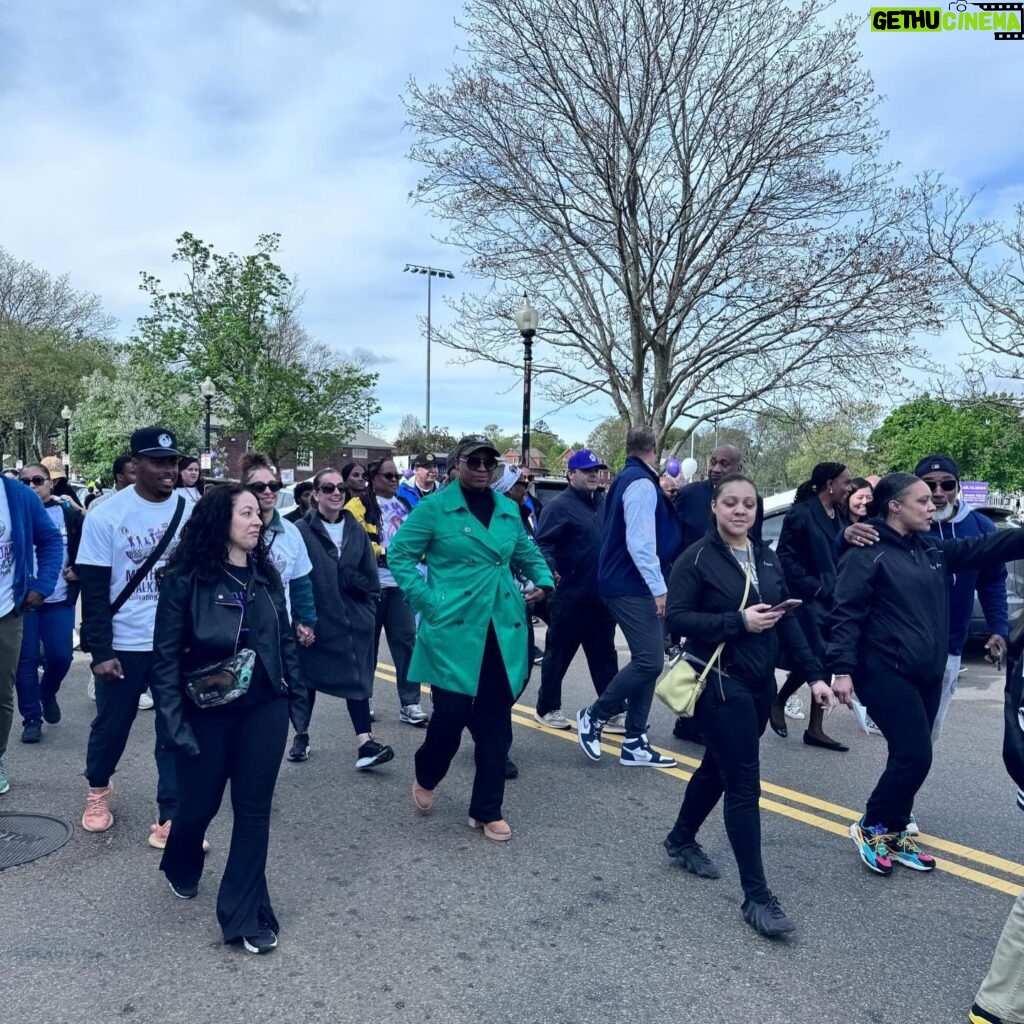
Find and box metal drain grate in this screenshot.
[0,814,72,870]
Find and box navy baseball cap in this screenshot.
[914,454,959,479]
[567,449,607,471]
[130,426,181,459]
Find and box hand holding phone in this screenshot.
[767,598,802,617]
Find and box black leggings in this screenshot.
[668,672,774,904]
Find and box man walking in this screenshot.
[0,471,63,794]
[77,427,193,844]
[674,445,763,551]
[398,452,439,507]
[577,426,681,768]
[534,450,619,731]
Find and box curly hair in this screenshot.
[164,483,272,577]
[240,451,274,482]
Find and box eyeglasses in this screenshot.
[317,482,342,494]
[379,473,400,481]
[461,455,498,471]
[248,481,283,494]
[20,476,48,486]
[926,479,958,493]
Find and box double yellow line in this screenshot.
[375,663,1023,897]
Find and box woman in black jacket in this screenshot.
[829,473,1024,879]
[151,484,301,955]
[769,461,852,750]
[664,474,835,938]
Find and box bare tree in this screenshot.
[405,0,942,446]
[919,174,1024,379]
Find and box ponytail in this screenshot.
[794,462,846,504]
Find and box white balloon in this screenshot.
[681,457,699,479]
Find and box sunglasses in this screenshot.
[248,481,283,494]
[317,482,342,494]
[378,473,400,481]
[926,479,958,493]
[461,455,498,471]
[20,475,48,486]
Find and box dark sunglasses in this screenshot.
[926,479,957,493]
[317,482,342,494]
[20,475,48,486]
[248,481,283,494]
[378,472,400,481]
[461,455,498,471]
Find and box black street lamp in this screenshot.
[61,404,72,472]
[514,296,539,470]
[13,420,24,468]
[199,376,217,453]
[403,264,454,439]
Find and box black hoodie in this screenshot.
[827,518,1024,684]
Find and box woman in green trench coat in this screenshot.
[388,436,554,841]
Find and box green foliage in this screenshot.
[392,415,458,456]
[869,394,1024,490]
[136,232,378,463]
[785,403,881,483]
[586,416,629,471]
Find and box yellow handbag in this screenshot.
[655,549,752,717]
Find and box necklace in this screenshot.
[223,563,248,589]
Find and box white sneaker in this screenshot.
[906,813,920,837]
[602,712,627,735]
[87,678,96,702]
[399,703,429,726]
[784,696,805,721]
[138,690,154,711]
[534,708,572,730]
[619,734,677,769]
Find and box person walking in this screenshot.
[345,458,429,726]
[533,450,619,732]
[845,478,874,524]
[769,461,852,751]
[339,462,368,504]
[388,435,553,840]
[294,468,393,770]
[397,452,439,507]
[674,446,764,552]
[576,426,681,768]
[40,456,85,512]
[829,473,1024,877]
[151,484,300,955]
[88,453,136,510]
[14,463,84,742]
[664,473,834,937]
[77,427,192,843]
[284,480,314,524]
[0,469,63,793]
[174,456,205,506]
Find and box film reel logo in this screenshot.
[949,0,1023,37]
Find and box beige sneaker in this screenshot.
[82,785,114,832]
[602,713,627,735]
[148,820,211,853]
[137,690,154,711]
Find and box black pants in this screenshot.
[373,587,419,707]
[536,600,617,717]
[85,650,178,823]
[414,626,514,822]
[161,693,289,943]
[857,669,941,833]
[668,672,774,904]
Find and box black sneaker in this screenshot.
[167,877,198,900]
[287,733,310,762]
[741,895,796,938]
[672,718,706,744]
[663,838,721,879]
[505,758,519,780]
[42,698,61,725]
[355,739,394,770]
[21,721,42,744]
[242,927,278,954]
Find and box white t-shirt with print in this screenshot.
[76,487,192,652]
[377,495,410,587]
[266,516,312,616]
[0,482,14,617]
[44,504,69,604]
[323,519,345,553]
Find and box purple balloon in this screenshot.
[210,451,218,461]
[213,467,224,478]
[403,468,414,479]
[664,458,681,477]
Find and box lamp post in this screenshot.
[403,264,454,439]
[514,296,539,470]
[13,420,24,469]
[199,376,217,454]
[61,404,72,471]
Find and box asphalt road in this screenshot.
[0,638,1019,1024]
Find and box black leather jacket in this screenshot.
[150,562,302,755]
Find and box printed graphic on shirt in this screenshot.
[0,521,12,580]
[116,519,181,602]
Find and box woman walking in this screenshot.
[150,484,300,955]
[664,473,834,937]
[345,459,429,726]
[844,478,874,524]
[389,436,553,841]
[829,473,1024,877]
[174,456,205,506]
[340,462,368,504]
[295,468,392,770]
[769,462,852,750]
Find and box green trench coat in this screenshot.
[387,483,555,698]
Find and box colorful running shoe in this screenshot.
[891,831,936,872]
[850,819,894,876]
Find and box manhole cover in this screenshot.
[0,814,72,870]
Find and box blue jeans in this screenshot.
[15,602,75,725]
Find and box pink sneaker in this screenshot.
[82,785,114,832]
[148,820,211,853]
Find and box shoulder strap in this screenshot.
[110,497,186,616]
[698,544,753,683]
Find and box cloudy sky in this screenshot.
[1,0,1022,447]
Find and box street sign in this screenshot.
[961,480,989,506]
[281,469,295,484]
[200,453,212,470]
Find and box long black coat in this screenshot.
[296,510,380,700]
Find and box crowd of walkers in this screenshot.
[3,422,1024,1016]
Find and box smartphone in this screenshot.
[768,599,802,616]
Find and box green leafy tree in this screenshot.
[136,232,379,465]
[785,402,881,483]
[392,415,458,456]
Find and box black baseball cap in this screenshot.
[130,426,181,459]
[454,435,500,460]
[412,452,437,468]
